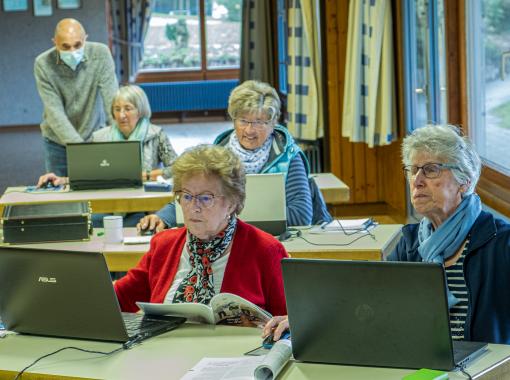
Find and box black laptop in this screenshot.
[281,259,488,371]
[67,141,143,190]
[0,247,185,343]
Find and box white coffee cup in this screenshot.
[103,215,123,244]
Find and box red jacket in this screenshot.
[114,219,288,316]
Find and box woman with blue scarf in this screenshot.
[388,124,510,344]
[262,124,510,345]
[38,84,177,187]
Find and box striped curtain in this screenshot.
[109,0,152,83]
[342,0,396,148]
[240,0,277,86]
[287,0,323,140]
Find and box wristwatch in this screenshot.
[146,172,151,181]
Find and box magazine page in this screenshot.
[254,339,293,380]
[210,293,272,327]
[136,301,215,324]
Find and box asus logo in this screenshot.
[38,276,57,283]
[100,159,111,167]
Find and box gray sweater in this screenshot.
[34,42,118,145]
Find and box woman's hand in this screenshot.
[37,173,67,188]
[262,315,289,341]
[137,214,167,234]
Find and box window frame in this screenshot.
[136,0,240,83]
[445,0,510,217]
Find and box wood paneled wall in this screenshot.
[324,0,407,221]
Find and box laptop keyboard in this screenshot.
[122,313,171,338]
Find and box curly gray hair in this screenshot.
[402,124,482,195]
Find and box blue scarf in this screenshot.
[228,133,273,174]
[417,193,482,307]
[110,117,149,142]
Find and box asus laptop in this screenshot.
[67,141,143,190]
[0,247,185,343]
[176,173,287,236]
[281,259,488,371]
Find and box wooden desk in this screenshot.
[2,225,402,272]
[284,224,402,260]
[0,186,173,214]
[0,324,508,380]
[313,172,350,204]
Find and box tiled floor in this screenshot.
[160,121,232,155]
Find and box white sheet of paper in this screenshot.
[180,356,265,380]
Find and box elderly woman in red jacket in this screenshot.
[114,144,288,320]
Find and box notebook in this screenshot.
[281,259,488,371]
[0,247,185,343]
[67,141,143,190]
[176,173,287,236]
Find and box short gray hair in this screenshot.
[227,80,281,122]
[172,144,246,215]
[402,124,482,194]
[111,85,152,119]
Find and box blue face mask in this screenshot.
[59,47,84,71]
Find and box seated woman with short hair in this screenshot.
[38,84,177,187]
[264,124,510,344]
[138,80,331,233]
[114,144,288,318]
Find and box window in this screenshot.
[139,0,241,80]
[403,0,447,133]
[466,0,510,176]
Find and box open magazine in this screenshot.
[137,293,272,327]
[180,338,293,380]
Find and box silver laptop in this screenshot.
[281,259,488,371]
[67,141,143,190]
[0,247,185,343]
[176,173,287,236]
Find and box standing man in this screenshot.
[34,18,118,176]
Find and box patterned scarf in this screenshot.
[173,216,237,304]
[228,133,273,174]
[417,193,482,307]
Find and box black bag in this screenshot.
[1,201,91,244]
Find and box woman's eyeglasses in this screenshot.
[235,118,271,130]
[175,191,223,209]
[402,163,459,180]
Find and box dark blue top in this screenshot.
[388,210,510,344]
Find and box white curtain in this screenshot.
[342,0,396,147]
[287,0,324,140]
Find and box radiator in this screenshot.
[139,80,239,113]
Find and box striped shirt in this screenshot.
[285,154,313,226]
[445,239,470,340]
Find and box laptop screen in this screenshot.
[67,141,143,190]
[176,173,287,236]
[282,259,466,370]
[0,247,135,342]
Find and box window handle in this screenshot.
[500,51,510,80]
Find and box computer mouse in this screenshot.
[43,180,56,189]
[139,228,154,236]
[262,333,276,349]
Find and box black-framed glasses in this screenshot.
[235,118,272,130]
[402,163,459,180]
[175,191,223,209]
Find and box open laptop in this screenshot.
[67,141,143,190]
[281,259,488,371]
[0,247,185,343]
[176,173,287,236]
